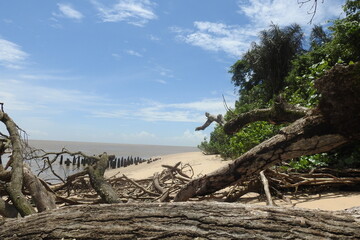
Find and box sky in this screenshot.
[0,0,345,146]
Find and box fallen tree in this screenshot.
[0,202,359,240]
[176,62,360,201]
[0,63,359,239]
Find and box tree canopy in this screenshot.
[230,24,303,101]
[199,0,360,170]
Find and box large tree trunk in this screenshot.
[175,114,348,201]
[0,202,359,239]
[175,63,360,201]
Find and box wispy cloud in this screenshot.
[19,73,81,81]
[55,3,84,20]
[148,34,160,41]
[0,73,234,124]
[92,0,157,27]
[91,96,235,123]
[0,38,29,69]
[238,0,343,27]
[0,77,108,113]
[125,49,143,57]
[148,64,174,78]
[172,21,256,58]
[170,129,207,145]
[155,79,167,84]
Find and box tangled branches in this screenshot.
[49,161,195,204]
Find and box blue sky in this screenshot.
[0,0,344,146]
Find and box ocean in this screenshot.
[28,140,199,159]
[22,140,199,182]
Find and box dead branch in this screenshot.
[0,110,35,216]
[259,170,275,206]
[195,112,226,131]
[87,153,120,203]
[224,96,309,134]
[121,174,160,197]
[23,164,56,212]
[297,0,324,24]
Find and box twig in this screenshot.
[260,170,275,206]
[122,174,160,197]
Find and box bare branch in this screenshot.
[297,0,325,24]
[195,112,226,131]
[224,96,309,134]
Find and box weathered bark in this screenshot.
[23,164,56,212]
[0,111,35,216]
[87,153,121,203]
[195,112,225,131]
[224,96,308,134]
[315,62,360,140]
[175,114,348,201]
[0,202,359,239]
[259,170,274,206]
[0,199,18,218]
[175,63,360,201]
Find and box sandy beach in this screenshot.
[105,151,360,211]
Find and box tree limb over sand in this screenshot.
[224,96,309,134]
[195,112,226,131]
[176,63,360,201]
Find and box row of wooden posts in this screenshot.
[59,155,160,169]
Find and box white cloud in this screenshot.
[55,3,84,20]
[92,0,157,27]
[116,131,156,142]
[0,77,109,113]
[0,74,233,124]
[155,79,167,84]
[170,129,207,146]
[19,74,81,81]
[173,0,343,57]
[112,53,122,60]
[0,38,28,69]
[3,19,13,24]
[169,98,229,113]
[148,34,160,41]
[125,49,143,57]
[151,64,174,78]
[238,0,344,27]
[173,21,256,58]
[91,96,236,123]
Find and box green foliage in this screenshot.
[198,125,232,158]
[228,122,281,158]
[310,25,331,49]
[288,154,329,171]
[326,142,360,169]
[201,1,360,171]
[323,1,360,63]
[230,24,303,101]
[284,57,335,107]
[288,142,360,171]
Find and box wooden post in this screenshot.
[65,158,71,166]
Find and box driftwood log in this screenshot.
[0,202,359,240]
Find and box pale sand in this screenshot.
[105,152,229,180]
[105,151,360,211]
